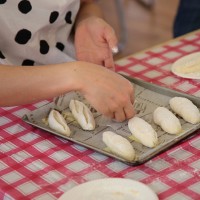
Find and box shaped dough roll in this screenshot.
[128,117,158,148]
[169,97,200,124]
[153,107,182,134]
[102,131,135,161]
[48,109,71,136]
[69,99,95,130]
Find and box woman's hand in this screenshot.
[74,16,118,71]
[72,61,135,122]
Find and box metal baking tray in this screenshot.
[22,76,200,166]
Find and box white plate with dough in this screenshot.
[171,52,200,79]
[58,178,159,200]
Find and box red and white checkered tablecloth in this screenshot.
[1,31,200,200]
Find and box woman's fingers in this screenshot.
[114,109,126,122]
[112,100,135,122]
[104,26,118,52]
[105,95,134,122]
[123,102,135,119]
[103,53,115,71]
[103,82,134,122]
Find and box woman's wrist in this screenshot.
[75,1,103,29]
[58,61,89,93]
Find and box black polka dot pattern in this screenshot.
[56,42,65,51]
[49,11,59,24]
[0,51,5,59]
[40,40,49,54]
[18,0,32,14]
[65,11,72,24]
[0,1,78,65]
[0,0,6,4]
[22,59,34,66]
[15,29,32,44]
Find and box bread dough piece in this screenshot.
[48,109,71,136]
[128,117,158,148]
[102,131,135,161]
[69,99,95,130]
[153,107,182,134]
[169,97,200,124]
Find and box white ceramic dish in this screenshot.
[58,178,159,200]
[171,52,200,79]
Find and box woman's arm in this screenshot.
[0,62,134,122]
[0,62,79,106]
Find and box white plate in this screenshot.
[58,178,159,200]
[171,52,200,79]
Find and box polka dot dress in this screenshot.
[0,0,80,66]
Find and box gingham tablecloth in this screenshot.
[1,31,200,200]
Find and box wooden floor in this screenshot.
[97,0,180,60]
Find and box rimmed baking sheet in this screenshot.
[22,76,200,165]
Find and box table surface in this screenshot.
[1,31,200,200]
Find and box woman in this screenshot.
[0,0,135,122]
